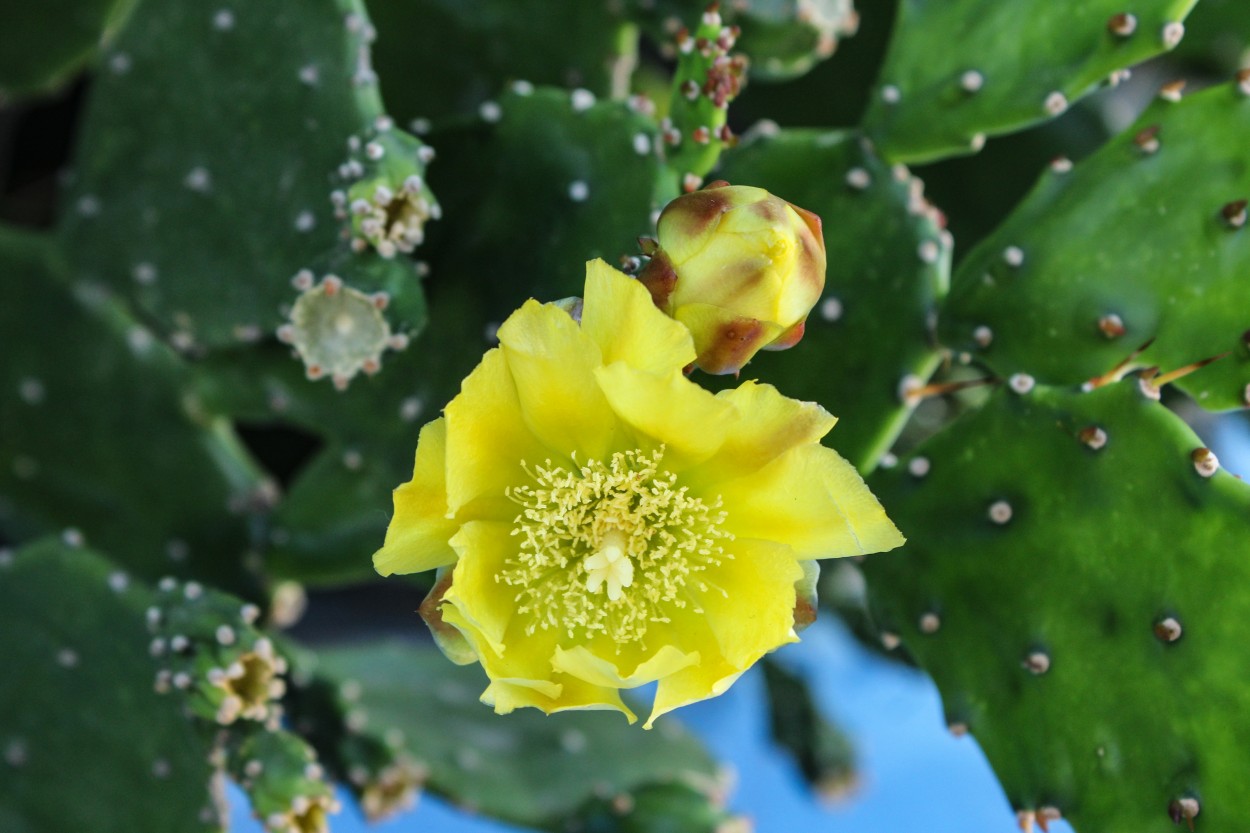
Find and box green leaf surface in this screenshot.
[863,0,1197,162]
[366,0,635,124]
[0,0,135,98]
[313,641,724,830]
[0,227,262,592]
[940,81,1250,410]
[865,380,1250,832]
[59,0,425,349]
[0,539,215,832]
[709,127,948,471]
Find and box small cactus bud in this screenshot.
[638,182,826,374]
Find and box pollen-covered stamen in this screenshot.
[499,447,732,646]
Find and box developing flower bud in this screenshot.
[638,182,826,374]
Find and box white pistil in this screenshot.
[584,530,635,601]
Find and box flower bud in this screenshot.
[639,182,826,374]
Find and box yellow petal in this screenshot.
[718,443,905,559]
[551,643,699,689]
[497,298,621,460]
[699,538,802,668]
[594,363,736,466]
[646,656,744,729]
[373,418,459,576]
[443,348,547,515]
[442,520,519,654]
[483,675,637,722]
[441,602,638,722]
[580,259,696,373]
[686,381,836,485]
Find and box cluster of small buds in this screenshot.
[148,579,288,729]
[333,122,440,260]
[360,758,428,822]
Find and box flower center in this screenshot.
[500,447,732,646]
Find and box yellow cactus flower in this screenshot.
[639,182,826,375]
[374,259,902,727]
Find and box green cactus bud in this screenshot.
[148,577,288,728]
[335,122,440,260]
[276,271,410,390]
[639,181,826,374]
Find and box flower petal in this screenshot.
[373,418,459,576]
[646,656,744,729]
[441,601,638,723]
[442,520,519,654]
[551,643,699,689]
[718,443,905,559]
[580,259,696,373]
[483,675,637,722]
[699,538,802,668]
[594,363,736,466]
[444,348,547,515]
[497,298,622,460]
[685,381,836,486]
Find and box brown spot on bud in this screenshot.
[699,317,769,375]
[792,592,817,631]
[1239,68,1250,96]
[764,318,806,351]
[636,250,678,308]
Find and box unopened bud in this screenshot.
[638,182,826,374]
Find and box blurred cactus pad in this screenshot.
[2,1,1249,832]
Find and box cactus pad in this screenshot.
[865,380,1250,832]
[0,539,215,833]
[0,0,135,98]
[940,80,1250,410]
[0,228,263,592]
[863,0,1198,162]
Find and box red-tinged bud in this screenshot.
[638,182,826,374]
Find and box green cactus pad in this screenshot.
[940,80,1250,411]
[59,0,428,350]
[863,0,1197,163]
[311,641,725,831]
[366,0,635,124]
[864,380,1250,832]
[227,727,340,832]
[0,539,215,833]
[0,0,135,98]
[0,228,263,592]
[709,127,948,471]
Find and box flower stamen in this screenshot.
[499,447,731,646]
